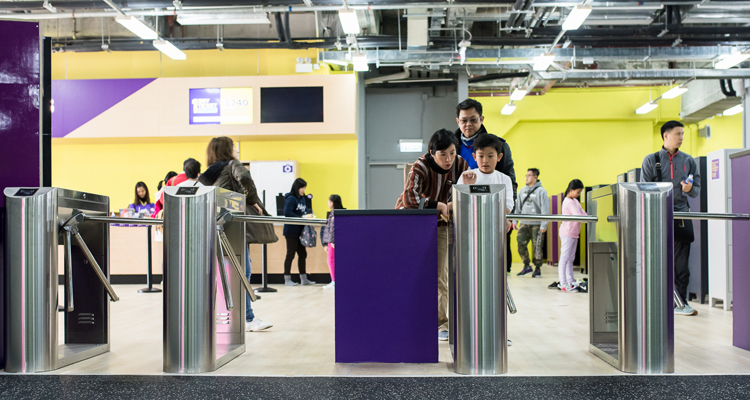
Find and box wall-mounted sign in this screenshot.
[189,88,253,125]
[712,159,720,180]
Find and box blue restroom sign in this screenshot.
[283,164,294,173]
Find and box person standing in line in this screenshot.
[175,159,204,187]
[558,179,586,293]
[321,194,345,290]
[453,98,517,273]
[200,136,273,332]
[395,129,468,342]
[641,120,700,316]
[514,168,550,278]
[283,178,316,286]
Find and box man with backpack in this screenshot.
[514,168,549,278]
[641,120,700,316]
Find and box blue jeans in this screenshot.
[245,246,255,322]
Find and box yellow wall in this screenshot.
[52,135,357,214]
[51,48,330,79]
[474,86,743,260]
[51,48,357,213]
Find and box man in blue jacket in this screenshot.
[454,98,518,273]
[641,120,701,316]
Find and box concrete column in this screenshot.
[458,74,469,102]
[356,72,367,209]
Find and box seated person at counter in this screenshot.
[175,159,204,187]
[395,128,468,342]
[128,181,154,217]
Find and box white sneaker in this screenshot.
[322,282,335,290]
[246,318,273,332]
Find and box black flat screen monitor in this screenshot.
[261,87,324,123]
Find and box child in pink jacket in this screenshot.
[559,179,586,292]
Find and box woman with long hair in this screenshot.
[321,194,345,289]
[129,182,154,217]
[282,178,315,286]
[558,179,586,293]
[200,136,273,332]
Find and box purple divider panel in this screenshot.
[732,153,750,351]
[52,78,155,138]
[0,21,41,208]
[335,211,438,363]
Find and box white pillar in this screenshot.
[458,74,469,101]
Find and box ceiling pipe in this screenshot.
[468,72,530,83]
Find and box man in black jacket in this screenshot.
[454,98,518,273]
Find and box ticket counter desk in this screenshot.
[334,209,439,363]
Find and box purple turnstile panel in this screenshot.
[731,152,750,350]
[0,21,41,208]
[335,210,438,363]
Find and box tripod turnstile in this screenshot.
[162,185,255,373]
[451,184,509,375]
[588,182,674,374]
[4,187,118,373]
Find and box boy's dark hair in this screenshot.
[472,134,503,155]
[183,157,197,171]
[528,168,540,178]
[456,98,483,118]
[428,129,459,153]
[660,120,684,139]
[184,159,202,179]
[290,178,308,198]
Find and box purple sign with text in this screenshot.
[189,88,221,125]
[712,159,720,180]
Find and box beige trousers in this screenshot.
[438,226,451,332]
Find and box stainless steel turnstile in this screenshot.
[452,184,509,375]
[162,185,256,373]
[588,182,674,374]
[4,187,119,373]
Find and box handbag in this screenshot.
[245,201,280,245]
[654,151,694,243]
[300,225,317,248]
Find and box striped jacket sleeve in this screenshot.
[399,162,428,209]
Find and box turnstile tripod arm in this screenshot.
[215,231,234,311]
[72,232,120,302]
[218,232,257,302]
[674,290,685,310]
[507,285,517,314]
[64,230,75,312]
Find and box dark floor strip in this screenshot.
[0,375,749,400]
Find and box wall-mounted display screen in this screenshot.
[189,88,252,125]
[261,87,323,123]
[14,188,38,197]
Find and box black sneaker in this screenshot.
[548,281,560,290]
[532,268,541,278]
[517,266,533,276]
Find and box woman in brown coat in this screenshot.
[200,136,272,332]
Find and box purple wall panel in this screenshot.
[335,212,438,363]
[0,21,40,207]
[731,154,750,350]
[52,78,155,138]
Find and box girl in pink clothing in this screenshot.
[322,195,345,289]
[559,179,586,293]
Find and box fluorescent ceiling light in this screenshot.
[562,5,592,30]
[533,52,555,71]
[176,13,270,25]
[715,51,750,69]
[116,16,158,40]
[153,40,187,60]
[635,102,658,114]
[724,104,743,116]
[501,103,517,115]
[583,17,654,25]
[662,86,688,99]
[352,54,368,71]
[510,89,527,101]
[338,9,361,34]
[399,139,423,153]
